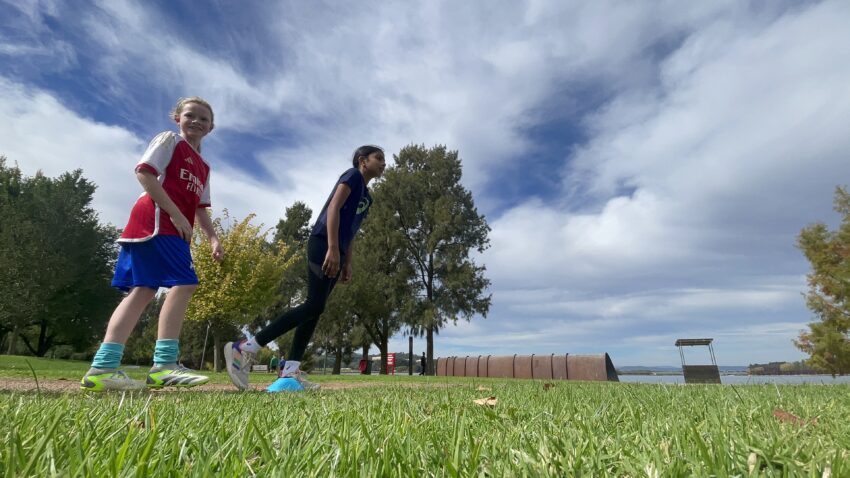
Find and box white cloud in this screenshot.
[0,77,143,226]
[477,1,850,364]
[0,0,77,73]
[488,1,850,295]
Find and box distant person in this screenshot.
[81,97,223,392]
[420,352,427,376]
[269,355,279,374]
[225,145,386,392]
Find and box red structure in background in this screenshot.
[387,353,396,375]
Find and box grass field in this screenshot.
[0,356,847,476]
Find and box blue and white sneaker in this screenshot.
[224,340,255,391]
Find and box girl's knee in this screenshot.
[171,284,198,296]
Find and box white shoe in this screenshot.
[283,369,320,391]
[224,340,255,391]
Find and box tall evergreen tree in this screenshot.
[795,186,850,376]
[327,196,414,374]
[0,158,120,356]
[260,201,313,324]
[378,145,491,373]
[250,201,317,367]
[274,201,313,248]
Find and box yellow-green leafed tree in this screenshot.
[188,210,297,371]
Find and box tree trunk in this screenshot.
[426,326,434,375]
[333,347,342,374]
[6,325,18,355]
[213,334,221,372]
[362,343,371,375]
[379,340,388,375]
[426,255,435,376]
[36,319,50,356]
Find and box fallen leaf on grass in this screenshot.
[543,382,555,391]
[473,396,497,407]
[747,452,757,473]
[773,408,817,427]
[476,385,491,391]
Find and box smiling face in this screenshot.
[174,102,214,146]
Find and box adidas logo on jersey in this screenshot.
[184,156,194,165]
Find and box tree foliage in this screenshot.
[274,201,312,248]
[263,201,313,321]
[795,186,850,376]
[187,210,297,370]
[377,144,491,372]
[0,157,120,356]
[312,288,358,374]
[259,201,319,369]
[338,188,415,373]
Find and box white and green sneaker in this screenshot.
[146,364,209,389]
[80,368,146,392]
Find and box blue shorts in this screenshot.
[111,235,199,291]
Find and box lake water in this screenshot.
[618,374,850,385]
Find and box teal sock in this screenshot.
[153,339,179,366]
[91,342,124,370]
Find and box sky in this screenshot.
[2,0,849,366]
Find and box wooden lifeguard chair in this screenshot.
[675,338,721,384]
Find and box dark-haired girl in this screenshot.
[225,145,386,391]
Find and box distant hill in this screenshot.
[617,365,748,373]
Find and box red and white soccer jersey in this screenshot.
[118,131,211,243]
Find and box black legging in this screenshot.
[255,236,343,361]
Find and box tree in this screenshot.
[795,186,850,376]
[312,290,358,374]
[0,158,39,352]
[336,191,415,374]
[0,158,120,356]
[263,201,313,318]
[379,145,491,373]
[252,201,318,369]
[187,210,297,370]
[274,201,313,248]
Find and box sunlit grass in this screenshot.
[0,355,410,385]
[0,359,848,476]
